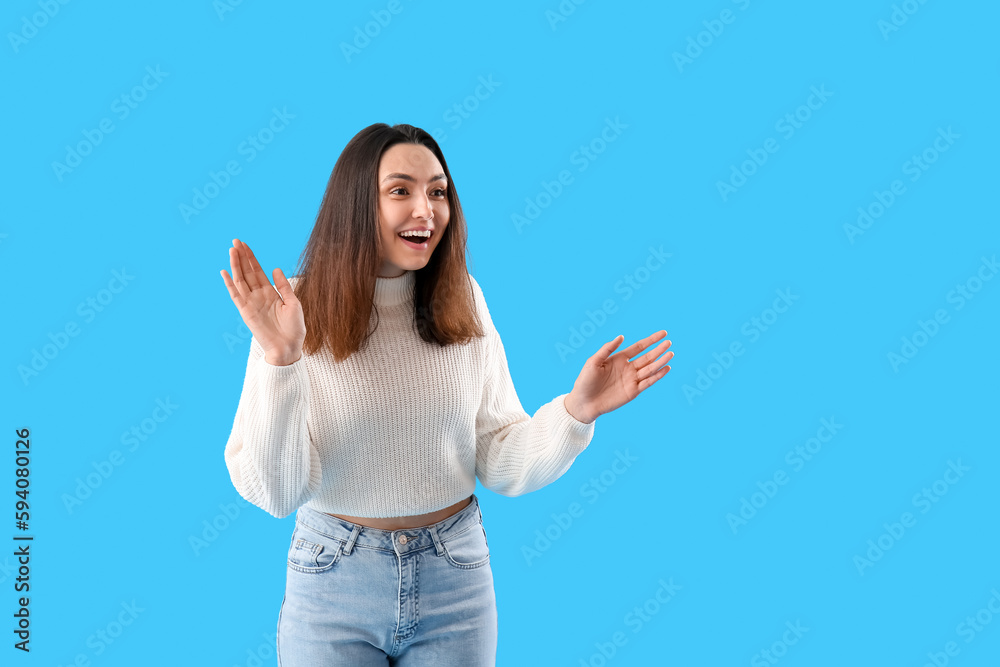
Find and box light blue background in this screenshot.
[4,0,999,665]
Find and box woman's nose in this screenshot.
[412,194,434,219]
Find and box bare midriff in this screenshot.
[325,495,473,531]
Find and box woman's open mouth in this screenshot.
[397,231,431,249]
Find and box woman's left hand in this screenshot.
[564,330,673,424]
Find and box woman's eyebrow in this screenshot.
[381,172,447,184]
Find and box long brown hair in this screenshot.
[291,123,485,362]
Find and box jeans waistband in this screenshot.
[295,495,482,556]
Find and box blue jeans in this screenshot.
[276,494,498,666]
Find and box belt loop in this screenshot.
[427,524,445,556]
[342,524,362,555]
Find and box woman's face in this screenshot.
[376,143,450,278]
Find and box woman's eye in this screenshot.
[389,187,447,197]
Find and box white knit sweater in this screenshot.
[223,270,596,519]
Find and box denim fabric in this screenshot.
[276,494,498,666]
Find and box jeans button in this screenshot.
[398,534,408,544]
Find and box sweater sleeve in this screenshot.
[223,334,322,518]
[472,278,595,497]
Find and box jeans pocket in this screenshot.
[442,522,490,570]
[287,521,343,574]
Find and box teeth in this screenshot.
[399,230,431,241]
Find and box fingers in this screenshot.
[622,330,670,364]
[220,269,245,309]
[637,350,673,380]
[228,245,252,302]
[235,239,264,292]
[622,329,668,360]
[240,240,269,292]
[633,339,673,373]
[592,334,624,363]
[272,267,293,303]
[638,361,671,392]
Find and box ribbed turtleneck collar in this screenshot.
[374,270,415,307]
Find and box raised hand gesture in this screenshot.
[563,330,673,424]
[220,238,305,366]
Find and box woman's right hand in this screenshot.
[221,238,306,366]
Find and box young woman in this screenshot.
[220,123,673,666]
